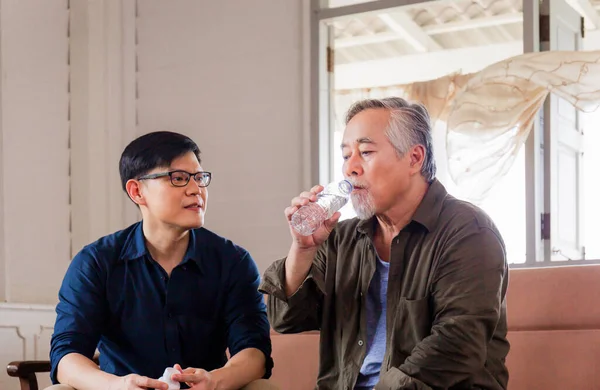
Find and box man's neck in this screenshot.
[375,178,430,241]
[142,221,190,274]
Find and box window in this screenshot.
[312,0,600,267]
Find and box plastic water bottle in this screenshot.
[158,367,180,389]
[291,180,353,236]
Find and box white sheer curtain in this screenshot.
[334,50,600,202]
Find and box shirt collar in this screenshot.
[411,178,447,232]
[119,222,205,273]
[356,178,447,235]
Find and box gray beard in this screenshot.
[351,191,376,220]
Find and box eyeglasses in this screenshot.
[138,170,212,188]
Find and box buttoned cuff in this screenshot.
[375,367,433,390]
[258,258,323,304]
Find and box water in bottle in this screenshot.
[291,180,353,236]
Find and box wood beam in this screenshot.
[378,12,442,52]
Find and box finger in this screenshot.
[284,205,300,220]
[300,190,318,200]
[173,364,183,373]
[290,197,310,210]
[172,372,210,383]
[296,189,320,203]
[135,376,168,389]
[291,193,316,206]
[323,211,341,231]
[310,184,324,194]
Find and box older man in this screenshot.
[260,97,509,390]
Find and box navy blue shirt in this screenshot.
[50,222,272,384]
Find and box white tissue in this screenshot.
[157,367,180,390]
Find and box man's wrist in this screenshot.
[289,241,319,256]
[208,367,226,390]
[106,374,124,390]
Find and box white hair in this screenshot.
[345,97,436,182]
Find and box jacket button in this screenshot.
[358,339,364,346]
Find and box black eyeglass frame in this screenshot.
[137,170,212,187]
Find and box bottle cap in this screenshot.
[338,180,353,195]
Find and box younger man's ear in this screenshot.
[126,179,146,206]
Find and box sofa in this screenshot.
[9,265,600,390]
[268,265,600,390]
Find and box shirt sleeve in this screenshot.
[376,227,508,390]
[258,250,327,334]
[224,248,274,378]
[258,229,334,335]
[50,246,108,384]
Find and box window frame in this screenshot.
[310,0,600,268]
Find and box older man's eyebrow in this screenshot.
[340,137,376,149]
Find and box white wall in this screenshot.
[0,1,71,305]
[1,1,308,389]
[135,0,306,270]
[0,3,71,388]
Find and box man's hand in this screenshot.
[286,185,341,250]
[108,374,169,390]
[283,185,340,297]
[171,364,216,390]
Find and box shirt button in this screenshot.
[182,266,187,271]
[358,339,364,346]
[168,312,173,318]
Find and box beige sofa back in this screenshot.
[268,265,600,390]
[506,265,600,389]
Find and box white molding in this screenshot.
[0,303,56,358]
[70,0,138,256]
[0,302,56,312]
[0,0,5,303]
[0,304,56,389]
[302,0,313,190]
[121,0,140,227]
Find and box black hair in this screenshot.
[119,131,201,192]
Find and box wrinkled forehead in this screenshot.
[342,108,391,146]
[341,114,389,149]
